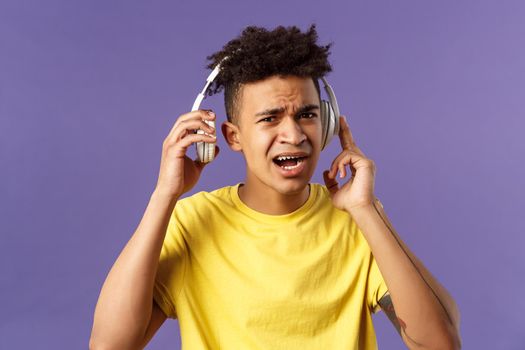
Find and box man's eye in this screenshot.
[258,116,275,123]
[300,113,317,119]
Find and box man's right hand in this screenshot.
[154,109,219,200]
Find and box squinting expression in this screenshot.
[233,75,323,196]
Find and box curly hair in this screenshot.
[204,24,333,124]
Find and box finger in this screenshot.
[323,170,339,197]
[330,150,355,179]
[338,116,356,150]
[183,119,216,136]
[167,110,216,140]
[340,152,360,178]
[340,117,368,157]
[172,119,216,142]
[329,152,345,178]
[162,131,217,159]
[177,109,216,126]
[172,111,215,137]
[176,133,217,150]
[339,162,346,179]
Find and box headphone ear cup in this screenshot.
[320,100,330,150]
[320,100,339,150]
[197,140,215,163]
[196,119,216,163]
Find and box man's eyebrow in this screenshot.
[254,104,320,117]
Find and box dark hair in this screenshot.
[204,24,333,123]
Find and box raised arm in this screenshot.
[353,201,461,350]
[89,110,218,349]
[323,116,461,350]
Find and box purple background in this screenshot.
[1,1,524,349]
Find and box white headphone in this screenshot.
[191,56,341,163]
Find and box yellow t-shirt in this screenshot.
[153,183,388,350]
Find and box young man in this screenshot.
[90,25,461,349]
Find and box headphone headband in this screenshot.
[193,56,340,115]
[192,56,341,162]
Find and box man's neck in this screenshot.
[238,177,310,215]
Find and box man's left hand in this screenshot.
[323,116,377,213]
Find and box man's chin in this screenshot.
[271,177,311,196]
[269,162,316,195]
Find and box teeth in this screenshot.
[276,155,302,161]
[281,158,303,170]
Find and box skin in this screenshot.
[321,110,462,348]
[221,75,323,215]
[90,74,461,350]
[89,109,218,349]
[379,292,425,347]
[224,74,461,349]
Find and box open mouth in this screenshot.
[272,155,308,170]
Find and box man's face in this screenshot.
[225,75,323,196]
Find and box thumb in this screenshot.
[323,170,339,197]
[194,145,220,171]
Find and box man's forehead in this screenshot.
[239,75,319,111]
[254,103,320,117]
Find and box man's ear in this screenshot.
[221,121,242,152]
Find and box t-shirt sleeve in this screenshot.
[152,205,188,319]
[366,251,389,314]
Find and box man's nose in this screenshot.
[277,116,306,145]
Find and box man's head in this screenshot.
[205,24,333,125]
[205,24,333,195]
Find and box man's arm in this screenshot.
[324,116,461,349]
[373,199,461,337]
[89,191,176,350]
[378,292,402,334]
[138,301,168,349]
[379,292,426,348]
[352,199,462,350]
[89,110,217,349]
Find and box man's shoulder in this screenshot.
[176,184,236,210]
